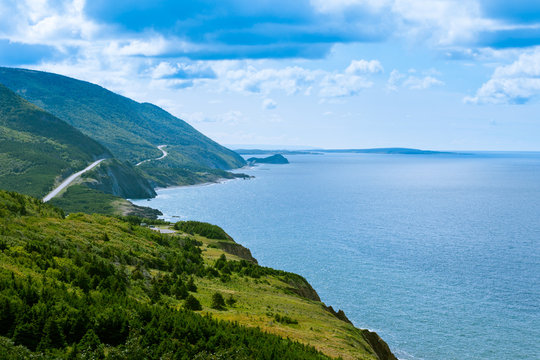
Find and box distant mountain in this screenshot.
[0,67,245,171]
[0,83,111,198]
[236,149,320,155]
[319,148,455,155]
[236,147,457,155]
[247,154,290,164]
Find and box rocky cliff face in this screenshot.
[217,240,258,264]
[227,243,398,360]
[362,330,399,360]
[83,159,156,199]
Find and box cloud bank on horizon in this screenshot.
[1,0,540,149]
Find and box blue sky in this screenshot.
[1,0,540,150]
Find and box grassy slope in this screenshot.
[48,185,161,219]
[0,191,328,359]
[0,190,395,359]
[0,84,111,198]
[173,230,391,360]
[0,67,245,171]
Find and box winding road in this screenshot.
[136,145,168,166]
[43,145,168,202]
[43,159,105,202]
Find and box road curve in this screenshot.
[136,145,168,166]
[43,159,105,202]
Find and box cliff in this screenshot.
[82,159,156,199]
[173,220,398,360]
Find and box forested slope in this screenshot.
[0,190,396,360]
[0,67,245,170]
[0,84,111,198]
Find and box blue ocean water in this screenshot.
[133,153,540,360]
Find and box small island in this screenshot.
[247,154,289,165]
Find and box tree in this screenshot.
[78,328,104,357]
[39,318,66,350]
[184,295,202,311]
[187,277,197,292]
[172,279,188,300]
[211,292,226,310]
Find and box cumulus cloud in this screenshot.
[345,59,384,74]
[391,0,490,46]
[211,59,382,98]
[3,0,100,46]
[319,73,374,97]
[218,65,320,95]
[2,0,540,72]
[387,69,444,90]
[1,0,540,81]
[5,0,540,116]
[465,49,540,104]
[150,61,216,80]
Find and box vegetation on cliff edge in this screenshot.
[0,190,396,359]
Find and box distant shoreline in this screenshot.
[235,147,464,156]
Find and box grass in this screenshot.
[49,184,161,219]
[166,228,385,360]
[0,190,393,359]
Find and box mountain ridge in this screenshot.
[0,66,245,171]
[0,83,111,198]
[0,67,247,216]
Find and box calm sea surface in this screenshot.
[133,153,540,360]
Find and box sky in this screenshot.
[1,0,540,150]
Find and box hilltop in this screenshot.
[0,190,396,359]
[247,154,290,164]
[0,67,245,172]
[0,67,249,216]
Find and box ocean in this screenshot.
[132,152,540,360]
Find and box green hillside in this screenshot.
[0,84,111,198]
[0,190,396,359]
[0,67,246,171]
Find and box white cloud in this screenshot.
[262,98,277,110]
[311,0,501,49]
[4,0,100,46]
[219,65,319,95]
[151,62,178,79]
[212,59,382,99]
[465,49,540,104]
[149,61,216,80]
[345,59,384,75]
[319,73,373,97]
[387,69,444,90]
[391,0,488,46]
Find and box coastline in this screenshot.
[133,164,398,360]
[149,164,256,192]
[153,174,251,192]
